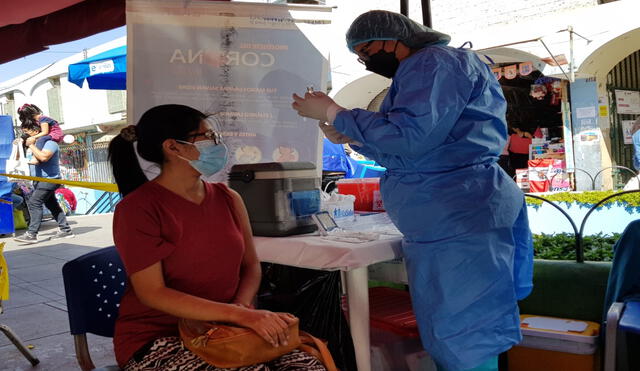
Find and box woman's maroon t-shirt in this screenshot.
[112,181,245,366]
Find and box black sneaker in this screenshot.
[54,230,75,239]
[14,232,38,244]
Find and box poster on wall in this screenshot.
[622,120,637,145]
[615,90,640,114]
[127,0,332,181]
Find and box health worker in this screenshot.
[292,10,534,371]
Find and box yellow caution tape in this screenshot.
[0,174,119,193]
[0,242,9,301]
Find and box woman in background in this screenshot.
[509,126,533,171]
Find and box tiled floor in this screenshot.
[1,213,117,370]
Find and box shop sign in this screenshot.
[615,90,640,114]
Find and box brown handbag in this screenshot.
[179,317,339,370]
[178,317,301,368]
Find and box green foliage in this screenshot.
[533,233,620,261]
[525,191,640,209]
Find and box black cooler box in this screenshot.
[228,162,321,237]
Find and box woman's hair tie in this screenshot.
[120,125,138,142]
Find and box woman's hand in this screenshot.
[241,310,297,348]
[292,91,338,122]
[319,122,360,145]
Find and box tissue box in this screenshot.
[322,194,355,221]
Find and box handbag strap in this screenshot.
[299,331,338,371]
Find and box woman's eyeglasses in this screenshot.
[356,41,374,65]
[185,129,223,145]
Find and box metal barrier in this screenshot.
[527,189,640,263]
[592,166,637,190]
[59,142,113,183]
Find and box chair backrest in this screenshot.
[518,259,612,322]
[62,246,127,337]
[604,219,640,317]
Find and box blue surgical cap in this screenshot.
[346,10,451,52]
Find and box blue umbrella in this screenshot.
[68,45,126,90]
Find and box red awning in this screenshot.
[0,0,125,64]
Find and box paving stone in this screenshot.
[0,332,117,371]
[0,304,69,348]
[10,282,64,302]
[10,262,66,283]
[44,300,67,312]
[33,245,104,261]
[0,285,49,310]
[31,278,66,298]
[4,252,65,270]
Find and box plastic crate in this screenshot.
[508,315,600,371]
[368,287,419,338]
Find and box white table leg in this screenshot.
[345,267,371,371]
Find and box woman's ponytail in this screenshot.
[108,126,148,197]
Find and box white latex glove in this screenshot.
[291,91,340,122]
[318,122,360,145]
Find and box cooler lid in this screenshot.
[520,315,599,344]
[230,162,315,172]
[229,162,317,182]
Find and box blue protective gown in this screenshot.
[632,130,640,171]
[333,45,534,370]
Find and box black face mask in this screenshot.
[364,41,400,79]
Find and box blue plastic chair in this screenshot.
[62,246,126,371]
[604,220,640,371]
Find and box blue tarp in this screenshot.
[0,115,15,234]
[0,115,15,195]
[68,45,126,90]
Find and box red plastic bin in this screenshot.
[369,287,419,338]
[343,287,419,338]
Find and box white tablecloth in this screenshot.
[254,234,403,271]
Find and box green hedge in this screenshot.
[533,232,619,261]
[525,190,640,210]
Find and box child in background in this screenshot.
[20,122,48,165]
[17,103,64,150]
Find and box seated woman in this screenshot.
[108,104,326,370]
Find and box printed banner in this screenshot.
[503,65,517,79]
[492,62,536,80]
[127,0,332,181]
[622,120,637,145]
[615,90,640,114]
[519,62,533,76]
[527,159,568,193]
[491,67,502,80]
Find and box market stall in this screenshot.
[492,62,573,192]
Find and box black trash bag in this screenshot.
[257,263,357,371]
